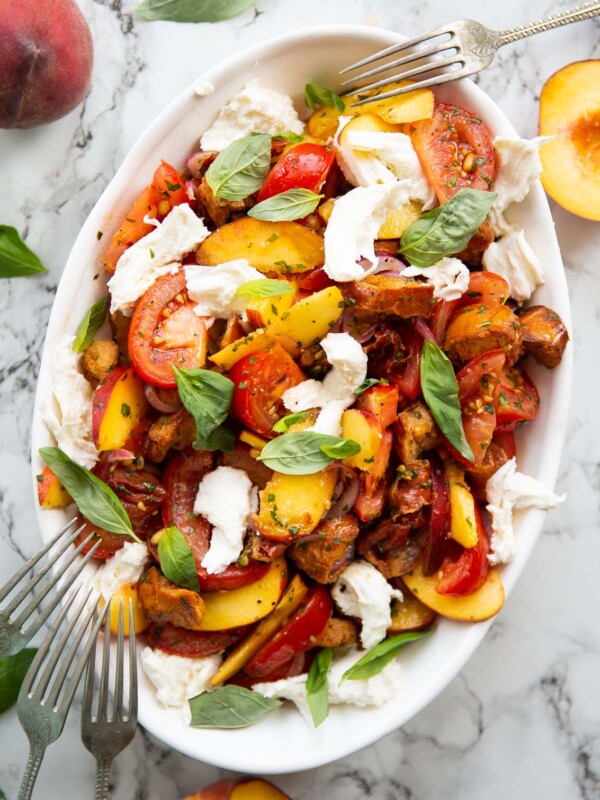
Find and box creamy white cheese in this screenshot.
[92,541,149,601]
[41,336,99,469]
[323,181,419,282]
[332,560,403,649]
[402,256,470,301]
[141,647,221,725]
[486,457,565,565]
[200,80,304,151]
[194,466,258,574]
[482,230,544,302]
[108,205,210,316]
[282,332,367,437]
[489,136,552,235]
[185,260,263,320]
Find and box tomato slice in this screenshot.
[355,384,399,429]
[234,652,310,688]
[493,430,517,460]
[364,428,393,496]
[297,267,334,293]
[229,345,305,437]
[423,460,451,576]
[365,324,422,400]
[243,586,333,678]
[146,623,245,657]
[101,161,189,272]
[354,470,388,522]
[128,270,207,389]
[436,503,490,596]
[257,143,336,202]
[494,364,540,432]
[410,103,496,202]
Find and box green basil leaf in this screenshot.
[420,339,474,462]
[272,411,309,433]
[304,83,345,113]
[306,647,332,727]
[0,225,47,278]
[248,189,323,222]
[137,0,256,22]
[234,278,295,299]
[352,377,389,396]
[0,649,37,714]
[340,630,430,684]
[257,431,361,475]
[39,448,138,539]
[272,131,304,144]
[157,526,199,591]
[72,298,109,353]
[205,133,272,201]
[172,365,234,451]
[399,188,498,268]
[189,685,281,729]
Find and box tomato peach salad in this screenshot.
[38,79,569,728]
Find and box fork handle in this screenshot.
[95,758,113,800]
[17,746,45,800]
[499,1,600,45]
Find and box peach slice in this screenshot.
[539,60,600,221]
[99,583,149,636]
[184,780,290,800]
[245,287,296,328]
[389,594,436,633]
[36,465,72,509]
[340,409,382,471]
[92,366,148,451]
[256,470,338,541]
[338,113,403,146]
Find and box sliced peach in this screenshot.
[403,559,504,622]
[184,780,290,800]
[338,112,403,146]
[36,465,72,508]
[99,583,149,635]
[341,409,382,471]
[389,594,436,633]
[445,462,478,549]
[245,287,296,328]
[92,366,148,451]
[378,200,423,239]
[539,60,600,221]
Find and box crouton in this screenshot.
[81,339,119,383]
[312,617,358,648]
[197,176,247,229]
[342,275,434,320]
[248,531,287,563]
[358,520,424,579]
[145,408,196,463]
[109,310,131,365]
[444,303,523,365]
[289,515,359,584]
[519,305,569,369]
[466,442,509,502]
[138,566,205,630]
[388,460,432,521]
[393,401,440,463]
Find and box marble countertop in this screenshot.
[1,1,599,798]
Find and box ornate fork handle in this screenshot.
[499,0,600,44]
[95,758,113,800]
[17,746,45,800]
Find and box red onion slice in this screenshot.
[186,150,217,179]
[144,383,180,415]
[326,474,360,519]
[104,449,136,464]
[329,544,354,578]
[415,317,436,342]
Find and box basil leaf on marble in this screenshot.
[248,189,323,222]
[272,411,309,433]
[304,83,345,113]
[419,339,474,462]
[0,649,38,714]
[340,630,430,684]
[234,278,295,299]
[157,526,199,592]
[172,365,234,451]
[306,647,332,727]
[205,133,272,201]
[137,0,256,22]
[258,431,360,475]
[0,226,47,278]
[39,448,138,539]
[72,298,109,352]
[399,188,497,268]
[189,685,281,729]
[352,377,388,396]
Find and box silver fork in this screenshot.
[0,518,101,657]
[17,589,109,800]
[340,2,600,104]
[82,599,138,800]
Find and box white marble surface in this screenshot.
[1,1,599,798]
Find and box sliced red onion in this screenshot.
[415,317,436,342]
[329,544,354,577]
[186,150,217,179]
[357,324,377,344]
[104,449,136,464]
[144,383,180,415]
[186,179,199,201]
[327,475,360,519]
[295,532,328,544]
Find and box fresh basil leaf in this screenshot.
[420,339,474,462]
[137,0,256,22]
[272,411,309,433]
[353,377,389,396]
[340,630,430,684]
[399,188,498,268]
[189,685,281,729]
[306,647,331,727]
[72,298,109,353]
[39,448,138,539]
[0,226,47,278]
[157,526,199,591]
[257,431,361,475]
[234,278,295,299]
[304,83,345,113]
[272,131,304,145]
[172,365,234,451]
[205,133,271,201]
[0,649,37,714]
[248,189,323,222]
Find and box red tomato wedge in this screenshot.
[366,324,422,400]
[423,460,451,576]
[229,345,305,437]
[494,364,540,432]
[354,469,389,522]
[436,503,490,596]
[356,384,399,429]
[365,428,393,496]
[128,270,207,389]
[410,103,496,202]
[146,623,246,657]
[297,267,334,293]
[493,430,517,460]
[101,161,189,273]
[257,143,336,202]
[234,653,310,688]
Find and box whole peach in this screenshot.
[0,0,93,128]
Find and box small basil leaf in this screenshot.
[399,188,498,268]
[72,298,109,352]
[205,133,272,201]
[248,189,323,222]
[39,448,138,539]
[420,339,474,462]
[137,0,256,22]
[0,649,37,714]
[304,83,345,113]
[201,425,235,453]
[189,685,281,729]
[272,131,304,144]
[157,526,200,591]
[306,647,332,728]
[353,377,389,396]
[172,365,234,451]
[340,630,430,684]
[0,225,47,278]
[257,431,361,475]
[234,278,295,299]
[319,439,361,460]
[272,411,309,433]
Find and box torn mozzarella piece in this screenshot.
[185,260,263,319]
[92,542,149,601]
[402,257,470,301]
[482,230,544,302]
